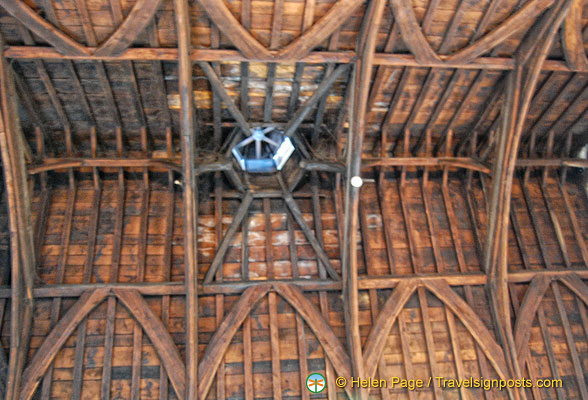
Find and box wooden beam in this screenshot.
[283,64,350,137]
[197,61,251,135]
[389,0,441,63]
[0,1,89,56]
[19,289,110,400]
[448,0,555,63]
[482,1,572,396]
[0,34,36,400]
[114,289,186,399]
[203,192,253,284]
[95,0,164,56]
[341,0,386,397]
[561,0,588,70]
[6,46,588,72]
[173,0,199,398]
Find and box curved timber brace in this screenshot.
[482,1,573,399]
[0,34,36,400]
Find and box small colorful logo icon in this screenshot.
[306,373,326,393]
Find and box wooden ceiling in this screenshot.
[0,0,587,399]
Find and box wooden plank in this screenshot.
[268,292,282,400]
[551,282,588,398]
[198,61,251,135]
[40,184,76,400]
[20,289,110,400]
[114,289,186,399]
[71,184,101,400]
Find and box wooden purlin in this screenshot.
[173,0,199,398]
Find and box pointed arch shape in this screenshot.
[0,1,89,56]
[362,280,418,377]
[113,289,186,399]
[198,284,272,399]
[446,0,554,64]
[20,288,110,399]
[2,0,164,57]
[424,280,509,380]
[513,274,588,370]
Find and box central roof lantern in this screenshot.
[231,127,295,173]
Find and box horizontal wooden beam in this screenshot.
[2,268,587,298]
[4,46,585,72]
[362,157,588,172]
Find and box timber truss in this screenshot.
[0,0,587,399]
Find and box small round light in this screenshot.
[350,176,363,188]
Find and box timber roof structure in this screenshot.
[0,0,587,398]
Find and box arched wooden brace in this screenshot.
[388,0,441,63]
[424,280,509,380]
[198,284,272,399]
[513,275,552,366]
[561,0,588,70]
[197,0,363,61]
[446,0,555,64]
[362,281,510,381]
[198,283,354,399]
[113,289,186,399]
[20,288,187,400]
[195,0,273,59]
[514,274,588,371]
[272,283,352,379]
[2,0,163,58]
[19,288,110,400]
[94,0,164,56]
[0,1,89,56]
[275,0,364,60]
[362,280,418,378]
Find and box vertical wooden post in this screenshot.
[173,0,199,398]
[0,34,36,400]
